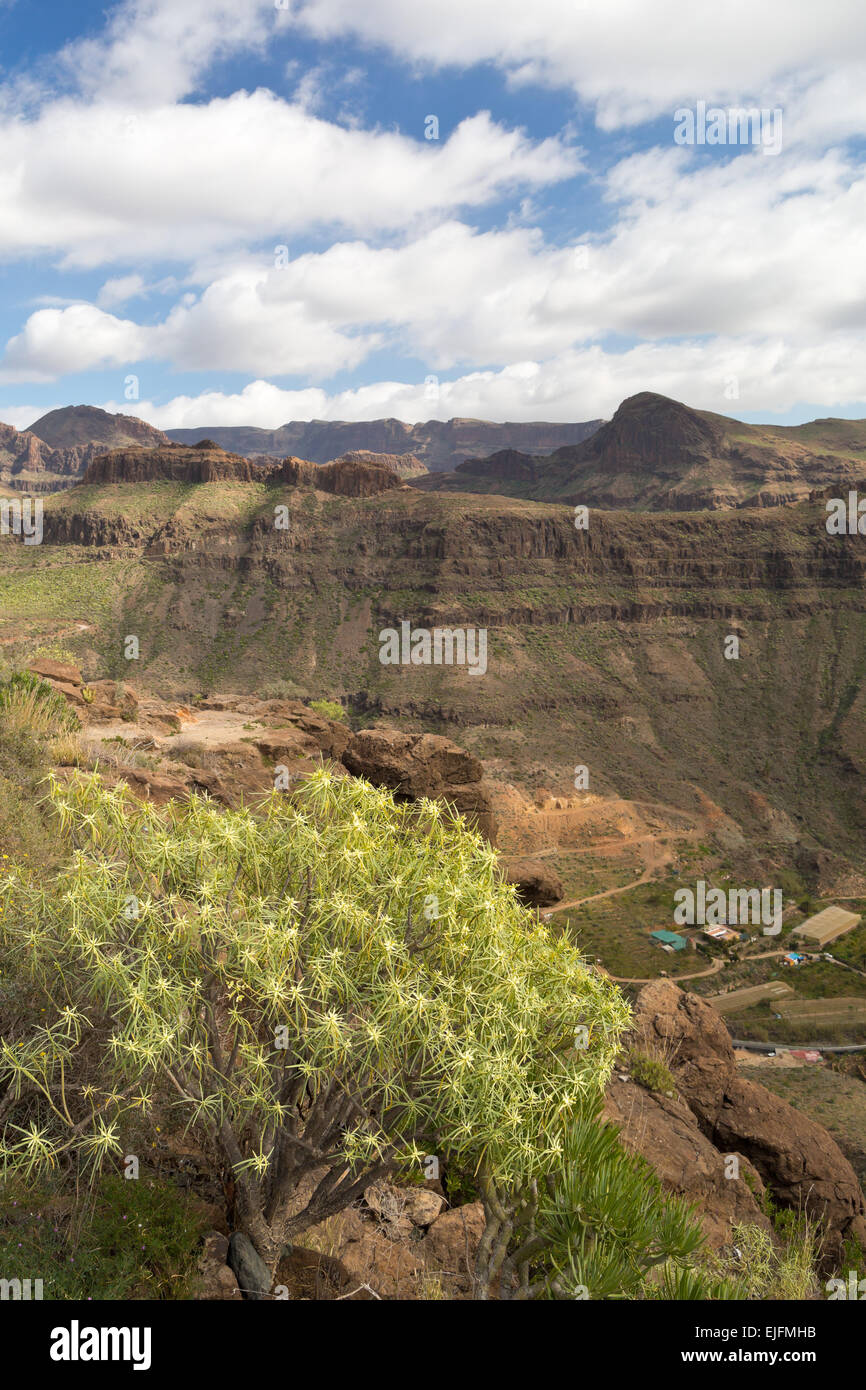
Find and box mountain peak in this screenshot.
[26,405,169,451]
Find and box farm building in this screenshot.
[650,929,688,952]
[703,925,739,943]
[792,905,861,947]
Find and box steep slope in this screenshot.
[0,422,89,493]
[4,456,866,883]
[165,416,603,471]
[418,392,866,510]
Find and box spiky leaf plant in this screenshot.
[474,1095,742,1300]
[0,768,630,1276]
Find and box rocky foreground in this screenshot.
[192,976,866,1299]
[28,659,866,1297]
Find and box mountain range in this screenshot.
[416,392,866,510]
[0,407,601,492]
[163,416,603,471]
[5,394,866,514]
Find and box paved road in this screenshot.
[731,1039,866,1054]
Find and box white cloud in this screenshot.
[114,333,866,431]
[0,96,580,267]
[290,0,866,139]
[2,0,866,421]
[96,274,148,309]
[1,305,149,381]
[58,0,276,107]
[7,145,866,381]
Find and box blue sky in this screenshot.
[0,0,865,431]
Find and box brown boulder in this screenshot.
[342,729,494,840]
[421,1202,485,1297]
[196,1231,242,1301]
[364,1182,445,1231]
[505,857,563,907]
[254,728,321,762]
[343,729,482,796]
[313,1204,425,1299]
[83,679,139,723]
[29,659,82,686]
[604,1076,771,1249]
[632,980,866,1262]
[108,767,189,805]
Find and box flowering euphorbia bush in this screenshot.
[0,767,630,1277]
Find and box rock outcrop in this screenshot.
[504,857,563,906]
[604,1076,772,1248]
[81,445,262,486]
[328,449,427,480]
[28,662,139,723]
[0,422,92,492]
[626,980,866,1262]
[274,454,406,497]
[342,728,495,840]
[78,444,408,497]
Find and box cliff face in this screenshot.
[81,446,263,486]
[274,455,407,496]
[78,445,408,496]
[330,450,427,479]
[0,422,94,492]
[165,416,604,471]
[12,472,866,866]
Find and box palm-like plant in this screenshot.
[0,767,630,1279]
[476,1097,743,1300]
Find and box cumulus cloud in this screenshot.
[1,0,865,421]
[0,97,580,267]
[96,275,149,309]
[6,145,866,381]
[1,305,150,381]
[114,333,866,431]
[58,0,276,107]
[289,0,866,139]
